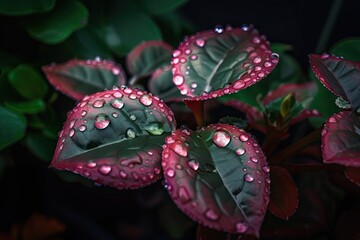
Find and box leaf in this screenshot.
[267,166,298,220]
[0,106,27,151]
[24,131,56,162]
[309,54,360,112]
[139,0,189,15]
[0,0,55,15]
[321,111,360,167]
[51,87,176,189]
[162,124,270,237]
[148,66,184,102]
[8,64,48,99]
[103,3,162,56]
[330,37,360,62]
[344,167,360,186]
[126,41,173,76]
[4,99,46,114]
[25,1,89,44]
[171,25,279,100]
[42,59,127,101]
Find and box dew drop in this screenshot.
[93,99,105,108]
[241,25,250,31]
[126,128,136,139]
[139,94,153,106]
[99,165,112,175]
[69,129,75,137]
[124,88,132,94]
[244,173,254,182]
[81,110,87,117]
[69,120,75,128]
[252,36,261,44]
[212,130,231,147]
[233,81,245,89]
[129,93,137,100]
[112,112,118,118]
[235,148,246,156]
[173,75,184,86]
[190,54,198,60]
[185,49,192,55]
[253,57,262,64]
[166,168,175,178]
[94,114,110,129]
[79,125,87,132]
[187,159,199,171]
[235,222,248,233]
[264,61,272,67]
[329,117,337,123]
[87,162,97,168]
[321,128,328,136]
[271,53,279,59]
[250,157,258,163]
[112,68,120,75]
[239,134,249,142]
[180,89,188,95]
[195,38,205,47]
[166,136,175,144]
[173,49,181,57]
[113,92,123,98]
[178,187,191,203]
[255,66,262,71]
[129,114,137,121]
[172,142,188,157]
[214,25,224,33]
[191,83,197,88]
[119,170,127,179]
[111,99,124,109]
[262,165,270,173]
[204,209,220,221]
[154,167,161,175]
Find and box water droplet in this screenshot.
[195,38,205,47]
[81,110,87,117]
[99,165,112,175]
[241,25,250,31]
[126,128,136,138]
[321,128,328,136]
[132,172,139,181]
[172,142,188,157]
[258,72,265,78]
[173,50,181,57]
[113,92,123,98]
[252,36,261,44]
[239,134,249,142]
[176,164,183,170]
[233,81,246,89]
[173,75,184,86]
[139,94,153,106]
[166,136,175,144]
[112,112,118,118]
[214,25,224,33]
[154,167,161,175]
[112,68,120,75]
[69,129,75,137]
[266,178,271,184]
[94,114,110,129]
[204,209,220,221]
[235,222,248,233]
[253,57,262,64]
[93,99,105,108]
[250,157,258,163]
[87,162,96,168]
[78,125,86,132]
[191,83,197,88]
[69,120,75,128]
[80,101,87,107]
[130,114,137,121]
[180,58,186,63]
[187,159,199,171]
[185,49,191,55]
[111,99,124,109]
[235,148,246,156]
[180,89,188,95]
[255,66,262,71]
[264,61,272,67]
[178,187,190,203]
[271,53,279,59]
[119,170,127,179]
[244,173,254,182]
[262,165,270,173]
[129,93,137,100]
[212,130,231,147]
[124,88,132,94]
[144,122,164,135]
[329,117,337,123]
[166,168,175,178]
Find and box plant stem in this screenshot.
[315,0,343,53]
[280,163,344,173]
[269,128,322,164]
[185,100,205,127]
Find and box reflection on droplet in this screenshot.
[204,209,220,221]
[235,148,246,156]
[239,134,249,142]
[113,92,123,98]
[87,162,97,168]
[111,99,124,109]
[94,114,110,129]
[262,165,270,173]
[250,157,258,163]
[173,49,181,57]
[187,159,199,171]
[244,173,254,182]
[212,130,231,147]
[81,110,87,117]
[139,94,153,106]
[214,25,224,33]
[173,75,184,86]
[99,165,112,175]
[69,129,75,137]
[119,170,127,179]
[112,112,118,118]
[166,136,175,144]
[195,38,205,47]
[253,57,262,64]
[93,99,105,108]
[329,117,337,123]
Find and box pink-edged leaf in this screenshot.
[289,109,321,126]
[42,59,126,101]
[162,124,270,237]
[267,166,298,220]
[126,40,173,76]
[321,111,360,167]
[171,25,279,101]
[51,87,176,189]
[263,82,317,106]
[224,100,266,133]
[344,166,360,186]
[148,66,184,102]
[310,54,360,111]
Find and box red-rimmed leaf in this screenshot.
[42,59,126,101]
[171,25,279,101]
[126,40,173,77]
[267,166,298,220]
[321,111,360,167]
[148,66,184,102]
[51,87,176,189]
[345,166,360,186]
[310,54,360,111]
[162,124,270,237]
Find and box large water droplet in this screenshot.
[212,130,231,147]
[144,122,164,135]
[172,142,188,157]
[187,159,199,171]
[235,148,246,156]
[244,173,254,182]
[204,209,220,221]
[94,114,110,129]
[93,99,105,108]
[166,168,175,178]
[99,165,112,175]
[235,222,248,233]
[271,53,279,59]
[126,128,136,139]
[173,75,184,86]
[178,186,190,203]
[139,94,153,106]
[111,99,124,109]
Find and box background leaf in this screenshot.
[0,106,27,150]
[4,99,46,114]
[0,0,55,15]
[330,38,360,62]
[139,0,189,15]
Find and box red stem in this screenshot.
[185,100,205,127]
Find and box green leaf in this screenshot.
[0,106,27,150]
[51,87,176,189]
[24,131,56,162]
[0,0,55,16]
[139,0,189,15]
[25,1,89,44]
[162,124,270,237]
[126,41,173,76]
[330,38,360,62]
[103,3,162,56]
[4,99,46,114]
[8,64,48,99]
